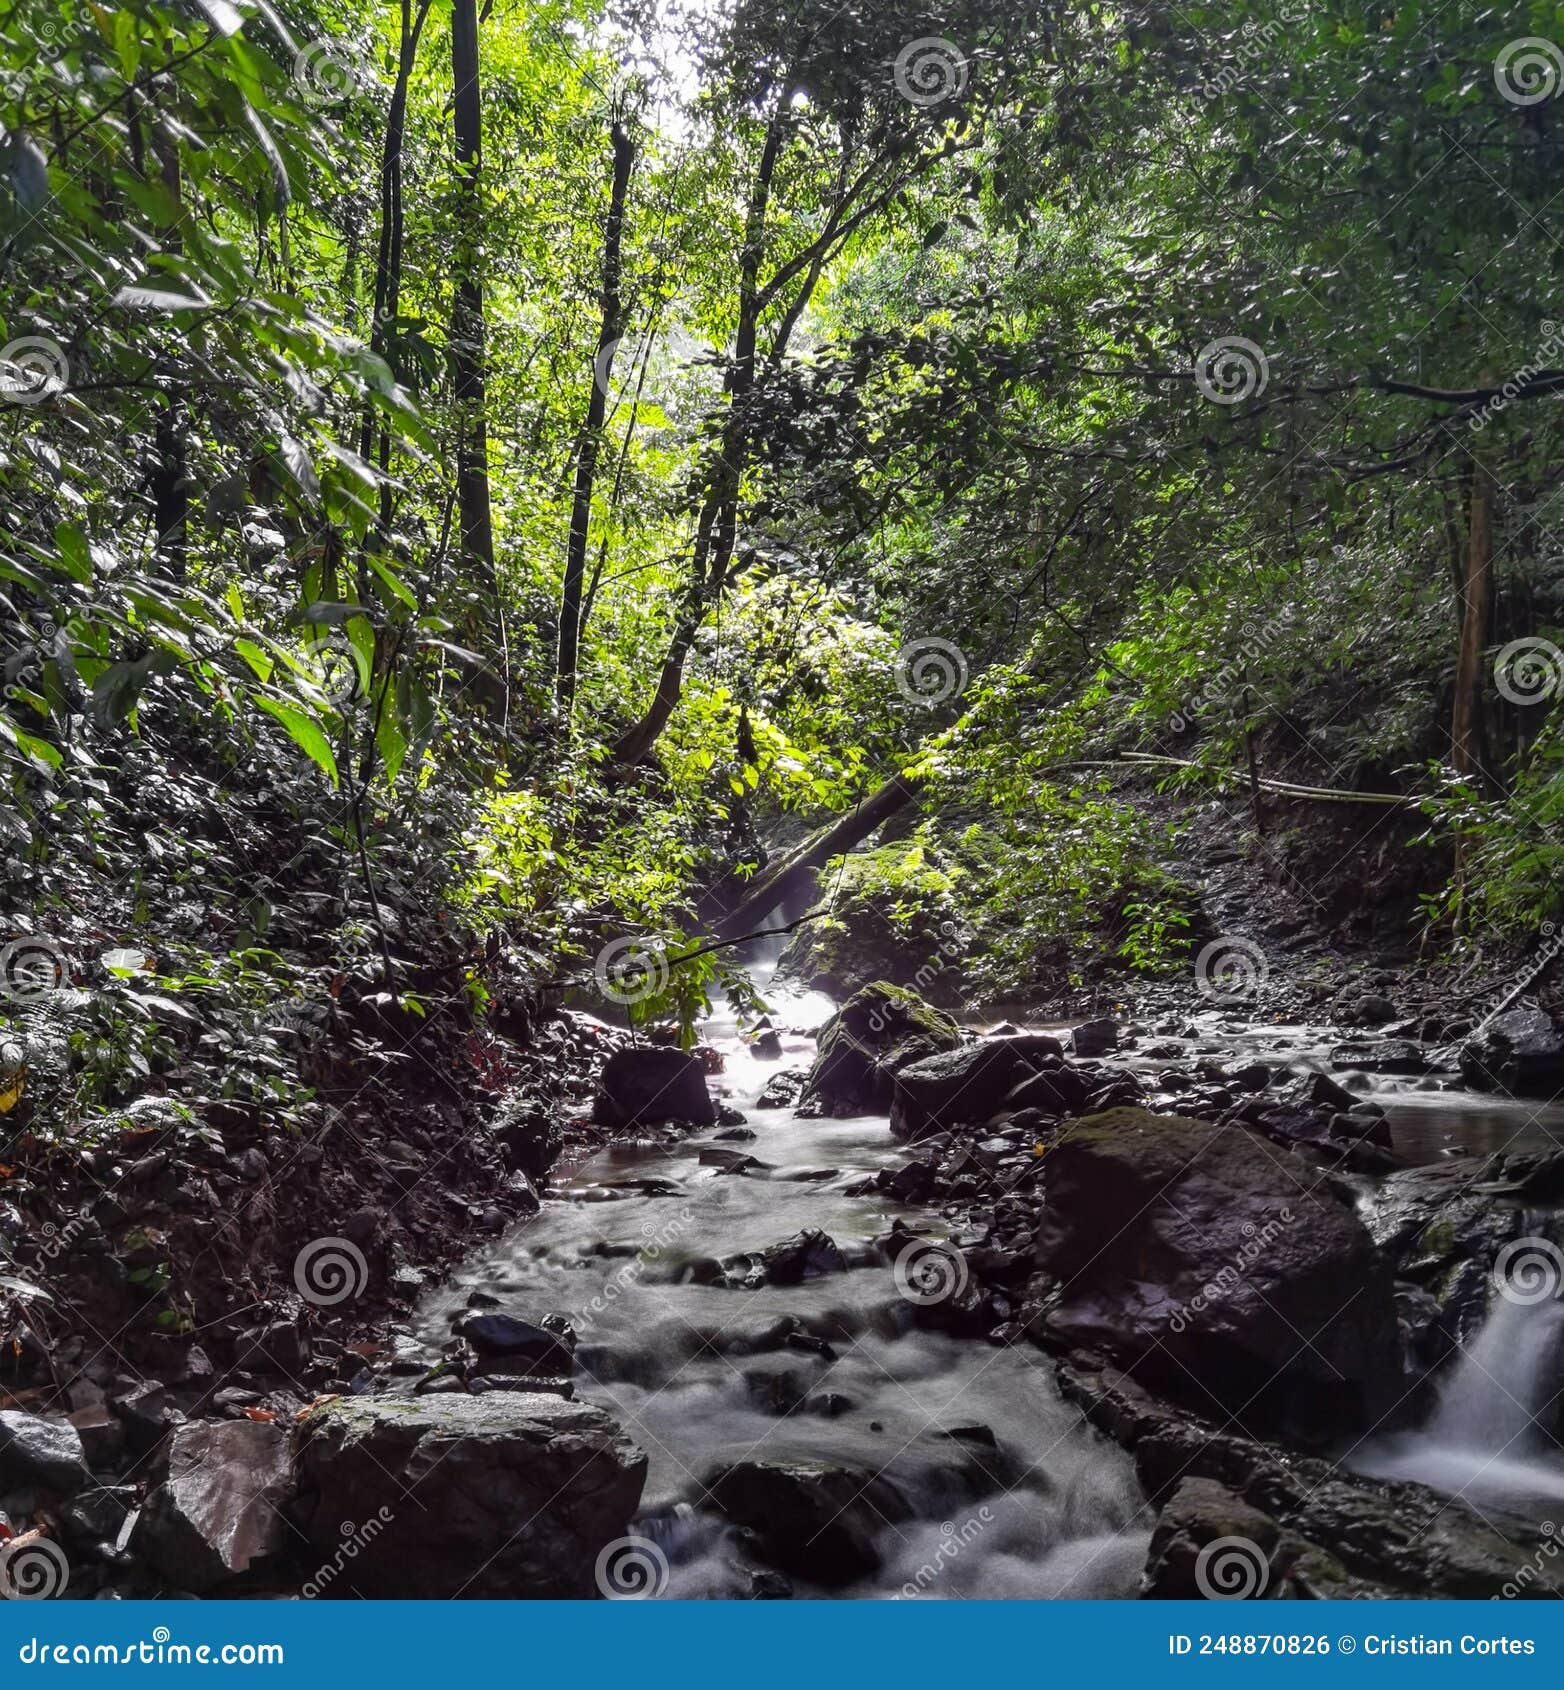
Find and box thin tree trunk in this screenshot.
[557,120,636,713]
[1452,461,1495,781]
[451,0,497,599]
[610,111,788,769]
[360,0,431,535]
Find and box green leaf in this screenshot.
[256,698,339,786]
[53,523,92,584]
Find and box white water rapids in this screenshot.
[414,980,1150,1598]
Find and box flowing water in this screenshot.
[415,982,1150,1598]
[416,985,1564,1585]
[1353,1292,1564,1516]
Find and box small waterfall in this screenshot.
[1355,1285,1564,1514]
[1427,1294,1564,1453]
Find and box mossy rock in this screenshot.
[802,982,961,1116]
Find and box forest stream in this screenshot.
[408,966,1564,1598]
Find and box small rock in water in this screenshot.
[1069,1018,1118,1057]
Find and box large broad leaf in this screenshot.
[256,698,339,786]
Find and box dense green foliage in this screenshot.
[1,0,1560,1139]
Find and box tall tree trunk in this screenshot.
[1452,461,1495,780]
[450,0,497,599]
[557,120,636,714]
[609,112,788,770]
[360,0,431,536]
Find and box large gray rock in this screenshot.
[132,1420,291,1592]
[295,1392,646,1598]
[801,983,960,1116]
[889,1035,1070,1141]
[0,1410,87,1492]
[707,1457,913,1585]
[592,1046,716,1129]
[1034,1109,1398,1440]
[1461,1008,1564,1097]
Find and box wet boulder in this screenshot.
[754,1068,806,1110]
[132,1420,292,1592]
[295,1393,647,1598]
[1068,1018,1118,1057]
[0,1410,87,1493]
[890,1037,1069,1141]
[452,1311,577,1376]
[714,1229,849,1289]
[592,1046,716,1130]
[1328,1039,1429,1075]
[801,983,960,1115]
[490,1094,561,1179]
[1033,1109,1398,1440]
[707,1457,913,1585]
[1461,1008,1564,1098]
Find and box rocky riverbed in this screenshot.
[3,964,1564,1600]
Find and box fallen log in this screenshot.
[710,770,925,939]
